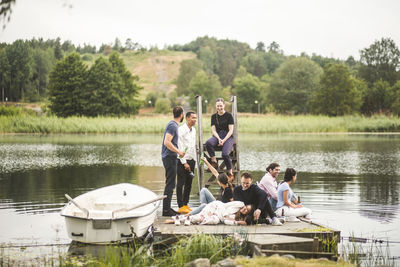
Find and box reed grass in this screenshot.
[340,235,395,267]
[0,112,400,134]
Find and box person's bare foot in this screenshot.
[164,219,174,224]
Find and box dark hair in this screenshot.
[241,172,252,180]
[185,110,196,118]
[215,98,225,103]
[173,106,183,118]
[218,173,228,185]
[283,168,297,182]
[266,162,280,172]
[235,204,254,225]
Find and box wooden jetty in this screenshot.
[154,217,340,260]
[175,95,341,260]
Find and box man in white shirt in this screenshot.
[257,163,280,211]
[176,111,197,214]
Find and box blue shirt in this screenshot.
[161,120,179,158]
[276,182,294,209]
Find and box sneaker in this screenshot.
[162,208,177,217]
[286,216,300,222]
[184,216,191,226]
[174,215,181,226]
[178,205,191,214]
[271,217,283,226]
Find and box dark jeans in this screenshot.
[176,159,196,207]
[262,198,277,219]
[162,155,178,212]
[205,130,234,170]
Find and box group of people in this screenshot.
[161,98,311,226]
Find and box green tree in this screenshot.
[188,70,222,109]
[361,79,394,114]
[255,42,265,52]
[233,73,262,112]
[268,57,322,114]
[85,56,115,116]
[29,48,55,100]
[154,98,171,114]
[358,38,400,86]
[175,59,203,96]
[4,40,32,101]
[108,52,142,114]
[241,52,267,78]
[0,50,10,102]
[391,81,400,115]
[310,64,362,116]
[48,53,88,117]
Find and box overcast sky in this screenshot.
[1,0,399,59]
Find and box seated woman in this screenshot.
[189,157,235,215]
[205,98,234,176]
[166,201,253,226]
[275,168,312,221]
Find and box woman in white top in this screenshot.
[276,168,311,221]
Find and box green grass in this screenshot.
[235,255,355,267]
[0,113,400,134]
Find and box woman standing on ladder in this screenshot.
[205,98,234,177]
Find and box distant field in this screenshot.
[1,113,399,134]
[81,50,196,99]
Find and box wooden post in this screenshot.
[230,95,240,184]
[195,95,204,191]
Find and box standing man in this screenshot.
[176,111,197,214]
[161,106,185,216]
[257,163,280,211]
[234,172,283,225]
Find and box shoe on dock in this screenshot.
[271,217,283,226]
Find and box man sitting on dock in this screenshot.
[257,162,281,211]
[233,172,283,226]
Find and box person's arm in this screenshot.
[202,157,219,177]
[211,125,221,142]
[164,133,185,157]
[233,187,242,201]
[283,190,302,208]
[265,178,278,200]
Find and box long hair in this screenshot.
[234,204,254,224]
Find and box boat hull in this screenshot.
[61,183,160,244]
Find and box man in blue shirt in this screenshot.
[162,106,185,216]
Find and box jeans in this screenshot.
[176,159,196,207]
[205,130,234,170]
[190,188,216,215]
[162,155,178,212]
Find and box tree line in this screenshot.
[171,36,400,116]
[1,36,400,117]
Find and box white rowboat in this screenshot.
[61,183,163,244]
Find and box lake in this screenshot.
[0,133,399,264]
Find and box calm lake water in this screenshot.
[0,133,399,264]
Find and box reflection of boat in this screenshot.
[61,183,164,244]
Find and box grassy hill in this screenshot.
[81,50,196,100]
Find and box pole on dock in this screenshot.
[195,95,205,191]
[230,95,240,184]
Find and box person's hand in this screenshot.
[178,150,185,158]
[184,163,191,172]
[253,209,261,220]
[201,156,208,163]
[218,138,223,146]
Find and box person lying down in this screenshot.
[164,201,254,226]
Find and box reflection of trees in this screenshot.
[358,174,399,222]
[0,165,139,214]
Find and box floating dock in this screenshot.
[154,216,340,260]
